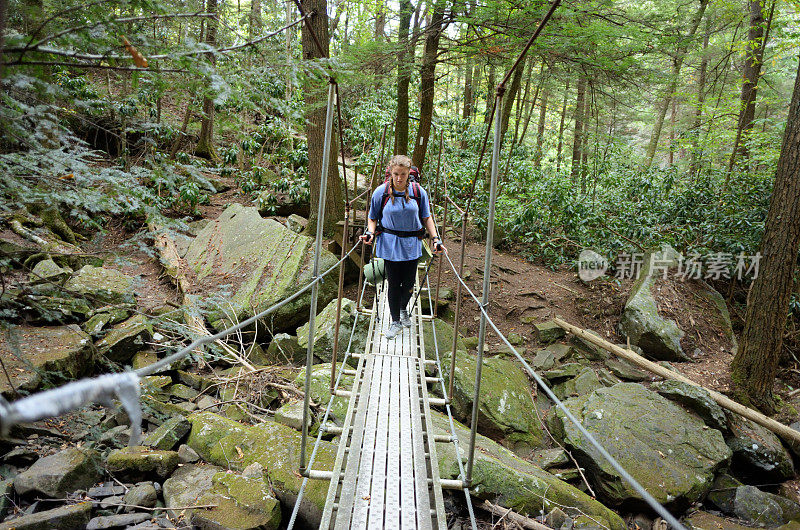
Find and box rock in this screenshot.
[604,357,650,381]
[243,342,269,365]
[549,383,731,507]
[694,280,738,355]
[0,324,93,396]
[652,380,728,432]
[529,448,570,470]
[432,412,625,530]
[683,511,755,530]
[534,320,565,344]
[131,351,158,371]
[192,472,281,529]
[123,483,158,509]
[728,414,795,482]
[531,348,556,371]
[286,214,307,234]
[439,349,545,453]
[0,501,92,530]
[105,447,179,481]
[569,331,609,361]
[543,363,584,383]
[196,395,218,412]
[144,417,191,450]
[64,265,135,305]
[184,204,337,331]
[274,400,310,431]
[99,425,131,448]
[177,370,214,391]
[178,444,200,463]
[734,485,784,527]
[88,484,127,498]
[294,363,354,426]
[141,375,172,397]
[0,480,13,519]
[162,464,220,519]
[14,447,101,498]
[553,368,605,400]
[83,313,112,336]
[423,318,467,360]
[619,248,688,361]
[508,332,524,345]
[86,513,152,529]
[707,473,742,514]
[187,413,332,527]
[297,298,369,364]
[168,383,199,401]
[266,333,304,365]
[30,258,71,284]
[546,507,569,529]
[96,315,153,363]
[463,336,479,350]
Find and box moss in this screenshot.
[105,446,180,480]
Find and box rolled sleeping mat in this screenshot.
[364,258,385,286]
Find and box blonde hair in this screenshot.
[387,155,413,205]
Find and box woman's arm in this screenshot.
[423,216,445,253]
[361,218,378,245]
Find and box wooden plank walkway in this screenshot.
[319,273,447,529]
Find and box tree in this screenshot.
[730,55,800,414]
[412,1,447,169]
[394,0,413,156]
[195,0,219,161]
[300,0,345,237]
[571,73,586,182]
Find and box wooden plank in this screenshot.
[368,355,391,527]
[399,356,416,528]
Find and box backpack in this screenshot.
[375,181,427,239]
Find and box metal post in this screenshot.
[330,205,349,393]
[300,81,336,475]
[433,133,445,316]
[448,210,468,400]
[465,92,503,485]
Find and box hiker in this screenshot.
[360,154,445,339]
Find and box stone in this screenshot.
[652,379,728,432]
[244,342,270,366]
[131,351,158,371]
[604,357,650,382]
[294,363,354,426]
[64,265,135,305]
[0,480,13,519]
[168,383,199,401]
[549,383,731,507]
[99,425,131,448]
[30,258,71,284]
[439,349,545,453]
[196,395,218,412]
[162,464,220,519]
[124,483,158,509]
[297,298,369,364]
[105,447,180,481]
[432,412,625,530]
[0,324,93,396]
[546,507,569,529]
[707,473,742,514]
[684,511,754,530]
[569,330,609,361]
[144,417,191,450]
[86,513,151,529]
[184,204,337,331]
[88,484,127,498]
[543,363,584,383]
[177,370,214,391]
[0,501,92,530]
[529,448,570,470]
[508,332,524,345]
[141,375,172,397]
[553,367,605,400]
[462,336,479,350]
[535,320,565,344]
[274,400,310,431]
[178,444,200,463]
[265,333,304,365]
[96,315,153,363]
[619,247,688,361]
[531,348,556,371]
[728,414,795,482]
[14,447,101,498]
[423,318,467,360]
[187,413,329,527]
[286,214,307,233]
[734,485,784,527]
[83,312,112,336]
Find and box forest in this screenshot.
[2,0,800,528]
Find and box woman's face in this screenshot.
[390,165,411,189]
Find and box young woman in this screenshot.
[360,155,445,339]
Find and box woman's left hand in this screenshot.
[432,237,446,254]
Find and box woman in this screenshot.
[360,155,445,339]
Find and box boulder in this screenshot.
[0,501,92,530]
[728,414,795,482]
[432,412,625,530]
[294,363,354,426]
[64,265,135,305]
[733,485,785,527]
[604,357,650,382]
[95,315,152,363]
[549,383,731,507]
[619,248,687,361]
[123,482,158,509]
[534,320,565,344]
[187,412,335,527]
[553,367,606,400]
[683,511,755,530]
[0,324,93,396]
[423,318,467,359]
[439,349,545,453]
[275,400,310,431]
[30,258,71,284]
[286,214,307,234]
[297,298,369,364]
[143,416,191,450]
[105,446,179,481]
[266,333,305,365]
[184,204,337,331]
[14,447,101,498]
[652,379,728,433]
[86,513,151,529]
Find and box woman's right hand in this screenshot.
[360,231,374,245]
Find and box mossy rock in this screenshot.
[297,298,369,365]
[95,315,152,363]
[423,318,467,359]
[105,446,180,481]
[64,265,135,305]
[727,413,795,482]
[13,447,101,498]
[294,363,353,426]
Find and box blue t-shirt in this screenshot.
[369,183,431,262]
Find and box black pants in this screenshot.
[384,258,418,323]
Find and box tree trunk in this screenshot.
[249,0,261,38]
[394,0,413,155]
[301,0,345,238]
[375,1,386,40]
[644,0,709,168]
[556,78,570,174]
[498,63,524,144]
[485,62,496,121]
[286,1,293,104]
[461,57,474,149]
[731,56,800,414]
[729,0,775,171]
[514,58,534,145]
[689,20,710,179]
[571,74,586,182]
[412,2,446,169]
[668,94,677,165]
[195,0,219,161]
[534,89,549,170]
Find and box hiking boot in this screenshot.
[400,310,412,328]
[385,321,403,339]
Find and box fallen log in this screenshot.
[479,500,550,530]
